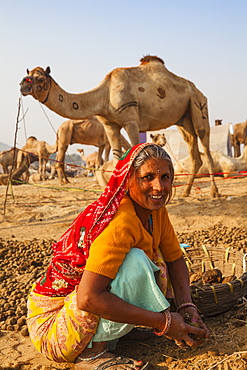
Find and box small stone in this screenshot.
[6,317,17,325]
[14,323,21,331]
[17,317,26,326]
[20,325,29,336]
[207,349,219,356]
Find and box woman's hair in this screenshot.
[131,144,174,204]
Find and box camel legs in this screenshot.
[102,122,123,162]
[199,136,219,197]
[178,126,202,197]
[123,121,140,148]
[38,156,45,181]
[55,146,70,184]
[234,141,241,157]
[178,123,219,197]
[97,145,105,168]
[103,143,111,162]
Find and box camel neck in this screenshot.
[43,78,105,120]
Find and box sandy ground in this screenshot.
[0,174,247,370]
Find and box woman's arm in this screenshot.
[77,270,165,330]
[167,255,210,338]
[166,255,192,307]
[77,269,207,346]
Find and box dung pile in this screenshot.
[177,223,247,252]
[0,238,54,335]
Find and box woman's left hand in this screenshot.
[179,306,210,339]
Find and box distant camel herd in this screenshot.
[1,55,246,192]
[0,118,246,187]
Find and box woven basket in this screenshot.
[181,245,247,317]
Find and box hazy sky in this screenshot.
[1,0,246,155]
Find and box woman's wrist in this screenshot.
[154,310,172,336]
[176,302,197,313]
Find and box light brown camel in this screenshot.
[20,55,218,197]
[50,117,130,184]
[150,133,166,147]
[17,136,56,181]
[231,121,247,157]
[174,145,247,179]
[77,149,103,177]
[0,148,18,173]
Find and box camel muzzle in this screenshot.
[20,77,33,95]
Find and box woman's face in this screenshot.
[128,158,172,211]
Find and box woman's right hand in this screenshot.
[165,312,207,348]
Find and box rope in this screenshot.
[9,178,103,194]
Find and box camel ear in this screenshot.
[45,66,51,76]
[26,69,30,74]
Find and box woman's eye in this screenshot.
[141,175,153,180]
[162,174,170,180]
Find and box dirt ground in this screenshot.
[0,174,247,370]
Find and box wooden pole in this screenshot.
[3,98,22,215]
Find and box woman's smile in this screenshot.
[128,158,172,212]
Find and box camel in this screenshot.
[0,148,18,173]
[150,133,166,147]
[174,145,247,179]
[215,119,222,126]
[0,147,30,181]
[231,121,247,157]
[77,149,103,177]
[20,55,218,197]
[17,136,57,181]
[50,117,130,184]
[0,153,38,185]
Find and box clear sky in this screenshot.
[1,0,246,155]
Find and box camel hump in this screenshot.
[139,55,165,65]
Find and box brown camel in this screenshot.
[231,121,247,157]
[0,148,18,173]
[0,153,38,185]
[20,55,218,197]
[51,117,130,184]
[17,136,56,181]
[215,119,222,126]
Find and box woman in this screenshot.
[27,143,209,370]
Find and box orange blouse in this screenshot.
[85,195,182,279]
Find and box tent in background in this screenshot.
[146,124,233,163]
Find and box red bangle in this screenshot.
[176,302,197,313]
[154,311,172,336]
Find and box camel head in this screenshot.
[150,133,166,147]
[20,66,51,103]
